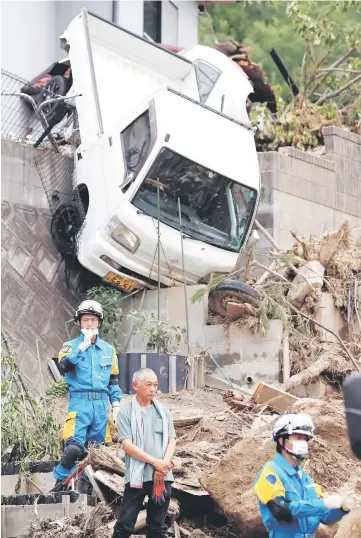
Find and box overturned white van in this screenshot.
[53,10,260,297]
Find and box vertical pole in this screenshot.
[157,177,161,323]
[178,198,190,355]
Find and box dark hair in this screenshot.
[276,436,287,454]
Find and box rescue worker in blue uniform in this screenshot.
[254,413,358,538]
[53,300,122,489]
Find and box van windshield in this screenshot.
[131,147,257,252]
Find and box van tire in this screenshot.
[209,279,260,317]
[51,203,83,256]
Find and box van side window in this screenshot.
[194,61,220,103]
[121,111,152,183]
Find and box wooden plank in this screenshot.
[85,465,106,502]
[252,382,299,413]
[93,470,125,495]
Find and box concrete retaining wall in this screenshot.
[120,286,282,391]
[258,127,361,250]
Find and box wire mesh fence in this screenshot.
[1,68,86,258]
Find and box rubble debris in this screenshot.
[287,260,325,307]
[200,398,361,538]
[87,444,125,476]
[26,502,112,538]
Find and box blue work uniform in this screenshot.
[53,334,122,480]
[254,453,347,538]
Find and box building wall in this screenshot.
[1,0,199,81]
[1,1,58,80]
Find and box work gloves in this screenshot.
[324,490,359,511]
[152,471,169,506]
[112,402,120,423]
[79,328,98,351]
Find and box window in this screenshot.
[194,61,220,103]
[132,147,257,252]
[120,111,152,186]
[144,1,162,43]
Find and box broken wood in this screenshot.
[93,469,125,496]
[173,416,205,427]
[283,331,290,383]
[225,407,251,428]
[85,465,106,502]
[252,382,299,413]
[226,301,257,320]
[174,521,181,538]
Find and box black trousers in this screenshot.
[112,481,172,538]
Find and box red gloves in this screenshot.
[152,471,169,506]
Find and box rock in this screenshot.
[288,260,325,306]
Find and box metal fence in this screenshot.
[1,69,85,258]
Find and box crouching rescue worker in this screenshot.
[113,368,177,538]
[53,300,122,489]
[254,413,358,538]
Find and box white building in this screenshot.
[1,0,199,81]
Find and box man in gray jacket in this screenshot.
[113,368,177,538]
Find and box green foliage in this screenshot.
[46,377,69,397]
[128,311,186,354]
[190,274,227,304]
[86,285,123,350]
[1,332,61,463]
[199,1,361,106]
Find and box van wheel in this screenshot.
[209,279,260,317]
[51,203,83,256]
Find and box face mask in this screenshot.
[288,440,308,459]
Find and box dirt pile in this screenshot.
[200,398,361,538]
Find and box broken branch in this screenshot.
[316,74,361,106]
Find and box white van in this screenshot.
[53,10,260,296]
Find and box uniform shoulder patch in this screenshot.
[266,473,277,485]
[61,345,72,354]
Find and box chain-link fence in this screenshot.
[1,69,86,258]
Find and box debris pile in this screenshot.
[200,397,361,538]
[212,220,361,394]
[27,502,113,538]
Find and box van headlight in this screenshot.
[108,216,140,253]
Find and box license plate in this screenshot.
[103,272,136,293]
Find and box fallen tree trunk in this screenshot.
[283,357,331,391]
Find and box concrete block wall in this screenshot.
[120,286,282,390]
[258,127,361,249]
[1,140,48,209]
[1,201,82,395]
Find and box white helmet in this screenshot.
[272,414,315,442]
[74,300,104,324]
